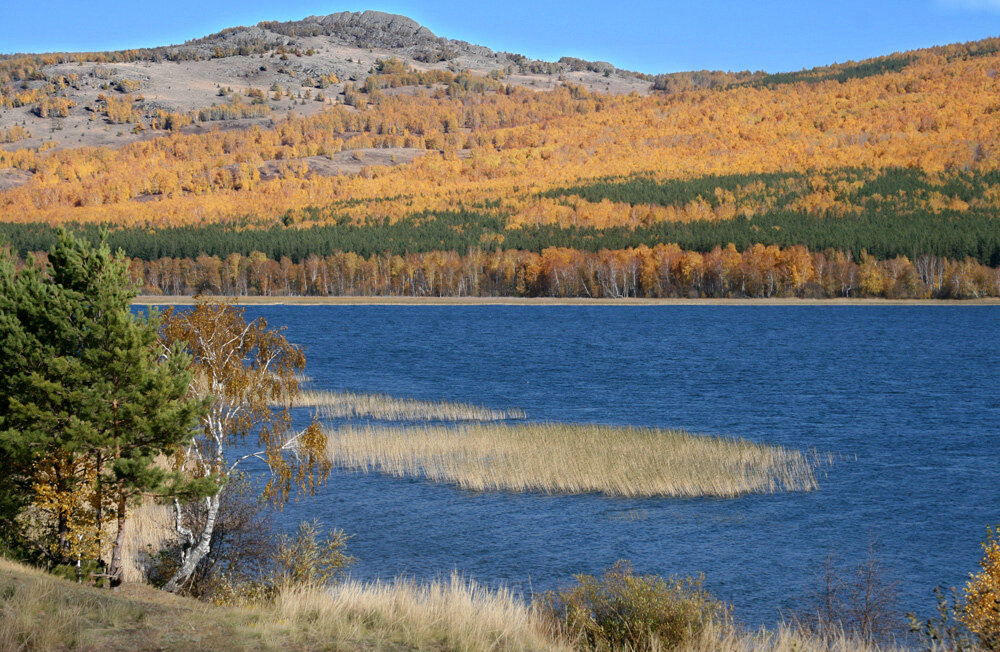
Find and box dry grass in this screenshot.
[0,557,919,651]
[679,621,908,651]
[0,558,97,651]
[277,582,912,651]
[276,574,568,651]
[297,389,526,422]
[119,503,176,584]
[325,423,822,497]
[0,557,563,651]
[0,557,276,651]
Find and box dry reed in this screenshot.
[683,621,909,651]
[674,621,907,652]
[324,423,821,497]
[295,389,526,422]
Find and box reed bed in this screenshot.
[324,423,821,497]
[295,389,526,422]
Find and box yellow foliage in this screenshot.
[858,252,887,296]
[0,125,30,144]
[32,97,75,118]
[962,526,1000,650]
[21,453,108,561]
[100,94,143,124]
[0,51,997,229]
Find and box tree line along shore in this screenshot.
[8,244,1000,300]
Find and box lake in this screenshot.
[235,305,999,626]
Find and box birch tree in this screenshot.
[159,298,330,593]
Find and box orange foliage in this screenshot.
[0,49,997,231]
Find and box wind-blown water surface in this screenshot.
[235,305,999,625]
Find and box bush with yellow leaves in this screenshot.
[961,526,1000,650]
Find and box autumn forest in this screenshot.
[2,33,1000,298]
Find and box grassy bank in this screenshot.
[324,423,822,497]
[0,557,299,651]
[0,556,560,651]
[297,389,525,422]
[0,556,909,651]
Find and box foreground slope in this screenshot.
[0,557,561,651]
[0,557,310,650]
[0,557,908,651]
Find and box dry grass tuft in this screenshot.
[275,580,906,652]
[119,503,176,584]
[325,422,821,497]
[276,573,567,651]
[0,557,295,651]
[0,559,91,651]
[296,389,526,422]
[679,621,907,651]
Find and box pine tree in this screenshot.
[0,230,208,584]
[0,238,93,561]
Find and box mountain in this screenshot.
[1,15,999,299]
[0,11,650,154]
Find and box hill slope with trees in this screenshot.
[1,18,999,298]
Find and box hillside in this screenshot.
[0,11,649,154]
[0,556,565,651]
[0,557,309,650]
[1,16,999,298]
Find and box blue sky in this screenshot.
[2,0,998,74]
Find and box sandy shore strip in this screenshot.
[133,295,1000,306]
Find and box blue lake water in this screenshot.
[235,305,999,626]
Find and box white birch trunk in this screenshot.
[163,492,221,593]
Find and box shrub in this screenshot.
[0,126,30,143]
[31,97,74,118]
[272,520,355,589]
[908,586,976,651]
[149,473,354,606]
[115,78,141,93]
[795,541,902,643]
[154,110,192,131]
[100,94,142,124]
[538,560,729,651]
[197,99,270,121]
[961,526,1000,650]
[148,473,275,597]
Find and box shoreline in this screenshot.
[133,295,1000,306]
